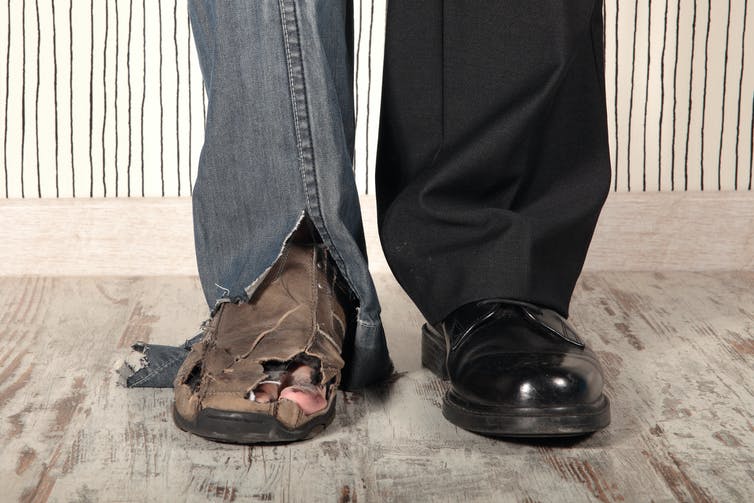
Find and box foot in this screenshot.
[249,363,327,415]
[422,299,610,437]
[172,240,347,443]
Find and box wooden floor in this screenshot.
[1,271,753,502]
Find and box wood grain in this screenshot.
[0,272,752,501]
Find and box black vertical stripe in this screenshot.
[127,0,133,197]
[141,0,146,197]
[671,0,681,191]
[626,2,639,192]
[159,0,165,197]
[683,1,698,191]
[35,0,41,197]
[613,1,619,191]
[21,0,26,198]
[69,0,75,197]
[3,0,11,198]
[187,8,192,195]
[658,0,669,191]
[364,0,375,194]
[173,0,180,197]
[51,0,59,198]
[734,0,748,190]
[699,0,712,191]
[115,0,120,196]
[717,0,733,191]
[89,0,94,197]
[102,0,109,197]
[642,0,652,192]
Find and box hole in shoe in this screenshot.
[185,362,203,392]
[247,381,281,403]
[247,355,329,415]
[279,364,327,415]
[246,360,287,403]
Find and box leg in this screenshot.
[377,0,611,436]
[377,0,611,323]
[125,1,392,394]
[187,0,391,391]
[168,0,392,443]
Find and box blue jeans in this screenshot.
[126,0,392,390]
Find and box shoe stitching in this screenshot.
[130,353,186,387]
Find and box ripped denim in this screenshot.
[123,329,205,388]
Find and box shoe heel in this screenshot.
[421,324,449,379]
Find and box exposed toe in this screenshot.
[279,364,327,415]
[279,385,327,415]
[250,381,281,403]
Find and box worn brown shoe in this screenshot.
[172,239,347,443]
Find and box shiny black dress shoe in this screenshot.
[422,299,610,437]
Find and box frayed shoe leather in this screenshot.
[421,299,610,437]
[172,240,347,444]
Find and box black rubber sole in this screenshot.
[421,324,611,437]
[173,396,336,444]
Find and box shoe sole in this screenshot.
[421,324,611,437]
[172,396,336,444]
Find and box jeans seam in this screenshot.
[128,352,186,387]
[278,0,309,211]
[356,318,379,328]
[278,0,361,305]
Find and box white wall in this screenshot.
[0,0,752,198]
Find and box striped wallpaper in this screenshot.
[0,1,752,198]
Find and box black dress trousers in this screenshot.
[375,0,612,324]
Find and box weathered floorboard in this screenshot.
[0,272,753,502]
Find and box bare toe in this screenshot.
[278,364,327,415]
[279,385,327,415]
[250,381,280,403]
